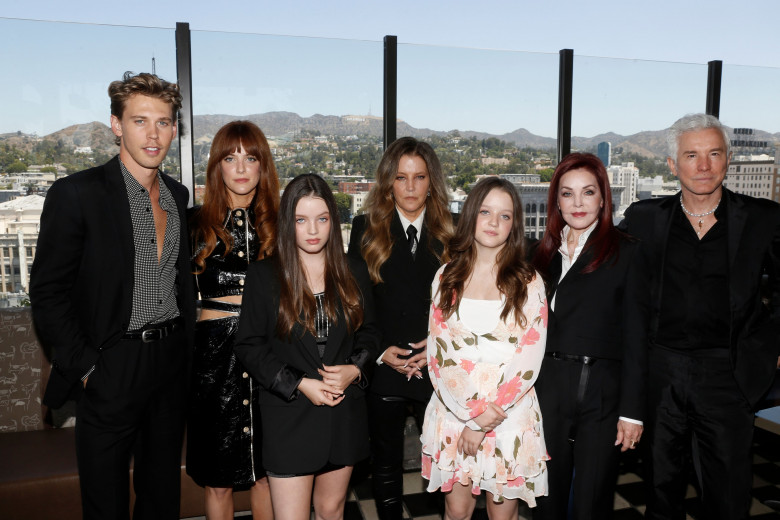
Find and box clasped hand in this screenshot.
[299,364,359,407]
[457,403,507,457]
[382,338,427,380]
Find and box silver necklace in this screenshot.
[680,195,720,236]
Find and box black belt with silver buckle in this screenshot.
[546,351,598,365]
[123,317,183,343]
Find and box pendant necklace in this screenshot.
[680,195,720,237]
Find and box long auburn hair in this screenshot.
[360,137,453,283]
[437,177,536,327]
[192,121,280,274]
[533,152,622,276]
[276,174,363,338]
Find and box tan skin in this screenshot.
[668,128,730,241]
[199,149,272,520]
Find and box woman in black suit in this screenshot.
[234,174,380,520]
[347,137,453,520]
[531,153,647,520]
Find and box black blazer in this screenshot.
[620,189,780,409]
[233,257,381,473]
[545,236,648,420]
[348,212,445,402]
[30,156,196,409]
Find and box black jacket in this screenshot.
[30,156,196,409]
[233,256,381,473]
[619,189,780,409]
[348,212,445,402]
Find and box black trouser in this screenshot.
[75,329,187,520]
[643,347,754,520]
[367,393,427,520]
[533,355,621,520]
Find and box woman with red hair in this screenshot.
[186,121,279,520]
[532,153,647,520]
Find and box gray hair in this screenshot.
[666,113,730,162]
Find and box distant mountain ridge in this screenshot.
[4,112,779,160]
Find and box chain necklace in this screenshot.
[680,195,720,237]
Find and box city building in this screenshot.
[349,191,369,217]
[0,195,43,305]
[723,155,776,201]
[338,181,374,195]
[636,175,680,200]
[597,141,612,168]
[608,162,639,209]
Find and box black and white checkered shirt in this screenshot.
[120,160,181,330]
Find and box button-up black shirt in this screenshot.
[656,196,730,351]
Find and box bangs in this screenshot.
[212,124,264,162]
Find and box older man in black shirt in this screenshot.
[620,113,780,520]
[30,72,195,520]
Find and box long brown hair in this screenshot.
[437,177,535,327]
[533,152,622,276]
[276,174,363,338]
[192,121,280,274]
[360,137,453,283]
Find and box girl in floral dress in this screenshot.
[421,177,549,519]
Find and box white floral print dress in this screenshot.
[421,264,549,505]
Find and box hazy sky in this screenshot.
[3,0,779,137]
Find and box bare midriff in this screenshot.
[198,294,243,321]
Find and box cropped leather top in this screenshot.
[193,207,260,300]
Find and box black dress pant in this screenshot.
[643,347,754,520]
[533,355,621,520]
[75,330,188,520]
[367,392,427,520]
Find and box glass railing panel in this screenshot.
[572,55,707,211]
[190,31,383,204]
[397,44,559,236]
[0,19,177,308]
[720,64,780,203]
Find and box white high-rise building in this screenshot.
[607,162,639,209]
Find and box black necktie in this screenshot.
[406,225,418,258]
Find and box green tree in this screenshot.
[538,168,554,182]
[6,160,28,173]
[40,166,57,173]
[333,192,352,223]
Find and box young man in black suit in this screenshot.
[30,72,196,520]
[620,113,780,520]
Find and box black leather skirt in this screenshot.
[186,315,264,488]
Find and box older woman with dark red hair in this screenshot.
[532,153,648,520]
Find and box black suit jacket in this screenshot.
[545,236,648,420]
[347,213,445,402]
[620,189,780,409]
[233,257,381,473]
[30,156,196,408]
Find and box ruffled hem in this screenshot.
[420,397,548,504]
[421,453,547,506]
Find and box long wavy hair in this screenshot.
[276,174,363,338]
[533,152,622,276]
[437,177,535,327]
[360,137,453,283]
[192,121,280,274]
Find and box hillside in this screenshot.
[4,112,779,162]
